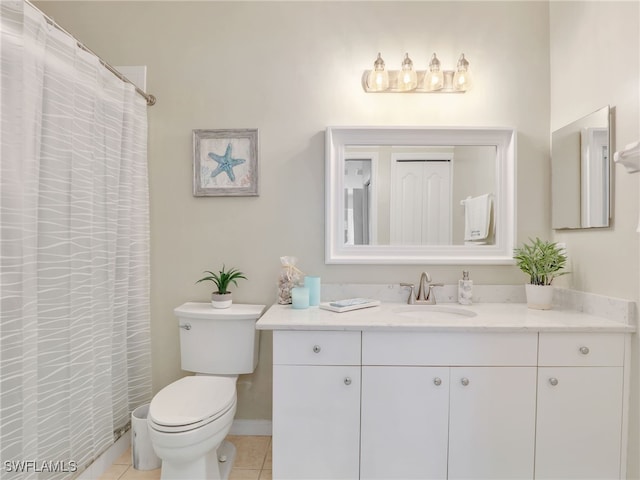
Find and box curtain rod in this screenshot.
[25,0,156,106]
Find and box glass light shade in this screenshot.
[424,53,444,91]
[398,53,418,91]
[367,52,389,91]
[453,53,472,91]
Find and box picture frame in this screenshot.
[193,129,259,196]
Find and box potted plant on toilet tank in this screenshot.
[196,265,246,309]
[513,237,568,310]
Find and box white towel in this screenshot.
[463,194,493,241]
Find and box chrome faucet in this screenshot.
[401,272,443,305]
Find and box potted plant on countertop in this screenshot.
[196,265,247,309]
[513,237,568,310]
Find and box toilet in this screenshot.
[147,302,265,480]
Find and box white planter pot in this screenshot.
[211,292,232,309]
[525,284,554,310]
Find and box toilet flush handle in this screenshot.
[179,323,192,331]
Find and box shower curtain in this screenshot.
[0,1,151,478]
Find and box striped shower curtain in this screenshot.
[0,1,151,478]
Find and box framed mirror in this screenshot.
[551,105,611,229]
[325,127,516,264]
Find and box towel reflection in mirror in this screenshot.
[462,193,495,245]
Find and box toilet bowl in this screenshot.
[147,303,265,480]
[148,376,237,479]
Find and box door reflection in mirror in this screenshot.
[580,127,609,227]
[344,157,375,245]
[390,152,452,245]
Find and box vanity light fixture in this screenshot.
[398,53,418,91]
[424,53,444,91]
[453,53,472,91]
[366,53,390,92]
[363,52,472,93]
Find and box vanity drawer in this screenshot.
[273,330,361,366]
[362,331,537,366]
[538,333,624,366]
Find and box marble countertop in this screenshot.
[256,302,636,333]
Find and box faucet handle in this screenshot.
[400,283,416,305]
[426,283,444,304]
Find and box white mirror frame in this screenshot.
[325,126,517,265]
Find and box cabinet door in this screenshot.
[360,366,449,480]
[448,367,537,480]
[272,365,360,480]
[535,367,623,479]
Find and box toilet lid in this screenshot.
[148,376,236,428]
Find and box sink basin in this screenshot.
[393,305,477,321]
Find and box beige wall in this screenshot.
[35,1,552,421]
[549,2,640,477]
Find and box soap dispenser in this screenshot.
[458,270,473,305]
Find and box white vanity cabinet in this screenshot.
[447,366,537,479]
[360,366,450,479]
[361,332,538,480]
[264,308,632,480]
[272,331,361,480]
[534,333,625,480]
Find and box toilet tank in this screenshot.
[174,302,266,374]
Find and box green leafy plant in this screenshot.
[196,265,247,294]
[513,237,568,286]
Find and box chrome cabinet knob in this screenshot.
[461,378,469,386]
[344,377,352,386]
[179,323,191,330]
[433,377,442,386]
[579,346,590,355]
[549,377,559,386]
[313,345,321,353]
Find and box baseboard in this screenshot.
[77,431,130,480]
[229,419,272,436]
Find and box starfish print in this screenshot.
[209,143,246,182]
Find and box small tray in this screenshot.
[319,298,381,313]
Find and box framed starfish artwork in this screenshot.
[193,129,259,196]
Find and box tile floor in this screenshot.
[98,435,272,480]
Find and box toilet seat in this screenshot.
[148,376,236,433]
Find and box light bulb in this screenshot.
[453,53,472,91]
[424,52,444,91]
[398,53,418,91]
[367,53,389,92]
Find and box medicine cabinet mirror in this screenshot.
[551,105,611,229]
[325,127,516,264]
